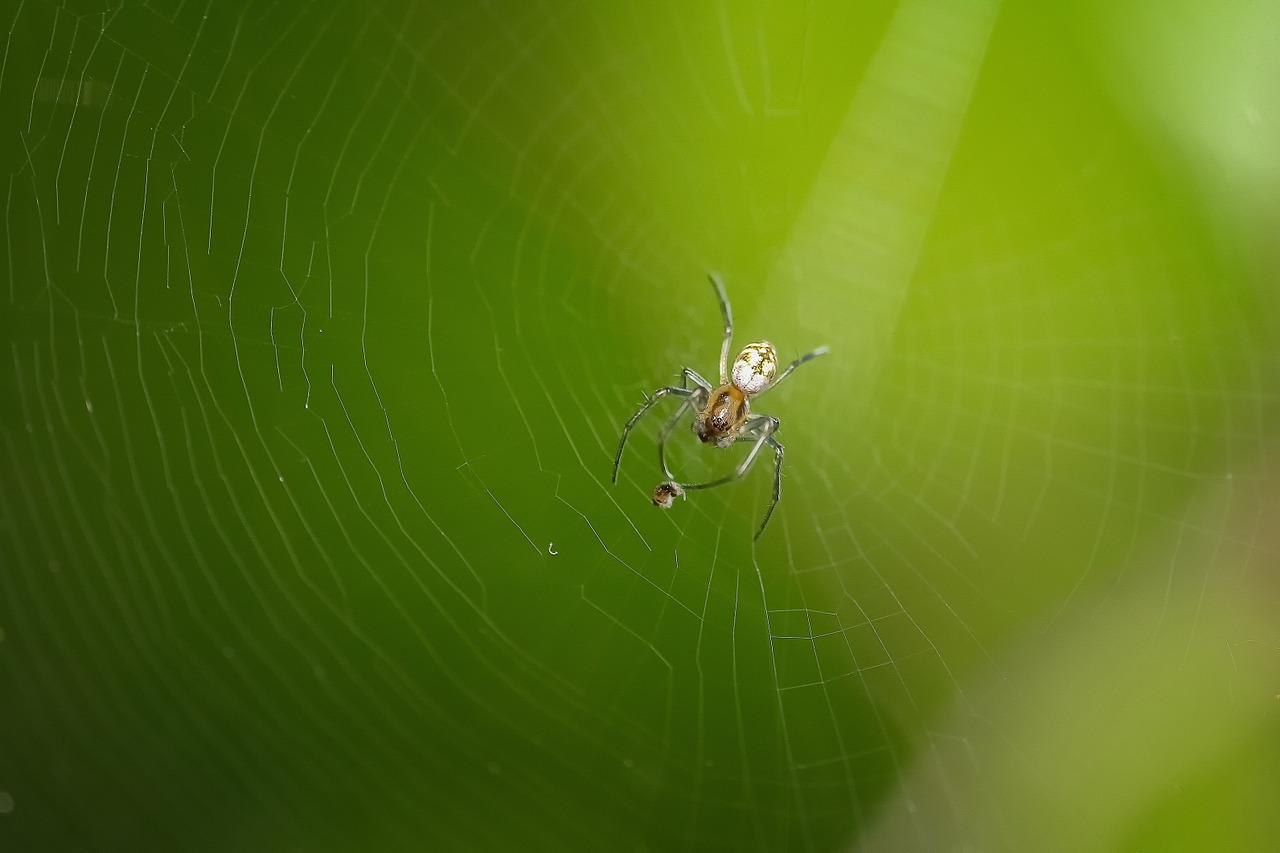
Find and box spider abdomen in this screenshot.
[731,341,778,395]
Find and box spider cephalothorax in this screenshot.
[693,386,748,447]
[611,275,827,539]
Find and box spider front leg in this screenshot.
[659,415,785,539]
[655,399,692,479]
[612,367,712,484]
[655,366,715,478]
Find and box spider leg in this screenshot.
[656,399,692,479]
[670,412,778,502]
[654,367,713,478]
[613,368,712,484]
[761,344,830,396]
[680,366,715,395]
[667,417,783,539]
[754,435,784,540]
[709,273,733,385]
[613,387,694,483]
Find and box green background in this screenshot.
[2,1,1278,850]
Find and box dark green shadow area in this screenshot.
[1,2,1278,851]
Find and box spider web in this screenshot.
[2,1,1279,851]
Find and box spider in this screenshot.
[611,273,828,539]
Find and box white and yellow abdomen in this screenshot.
[731,341,778,396]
